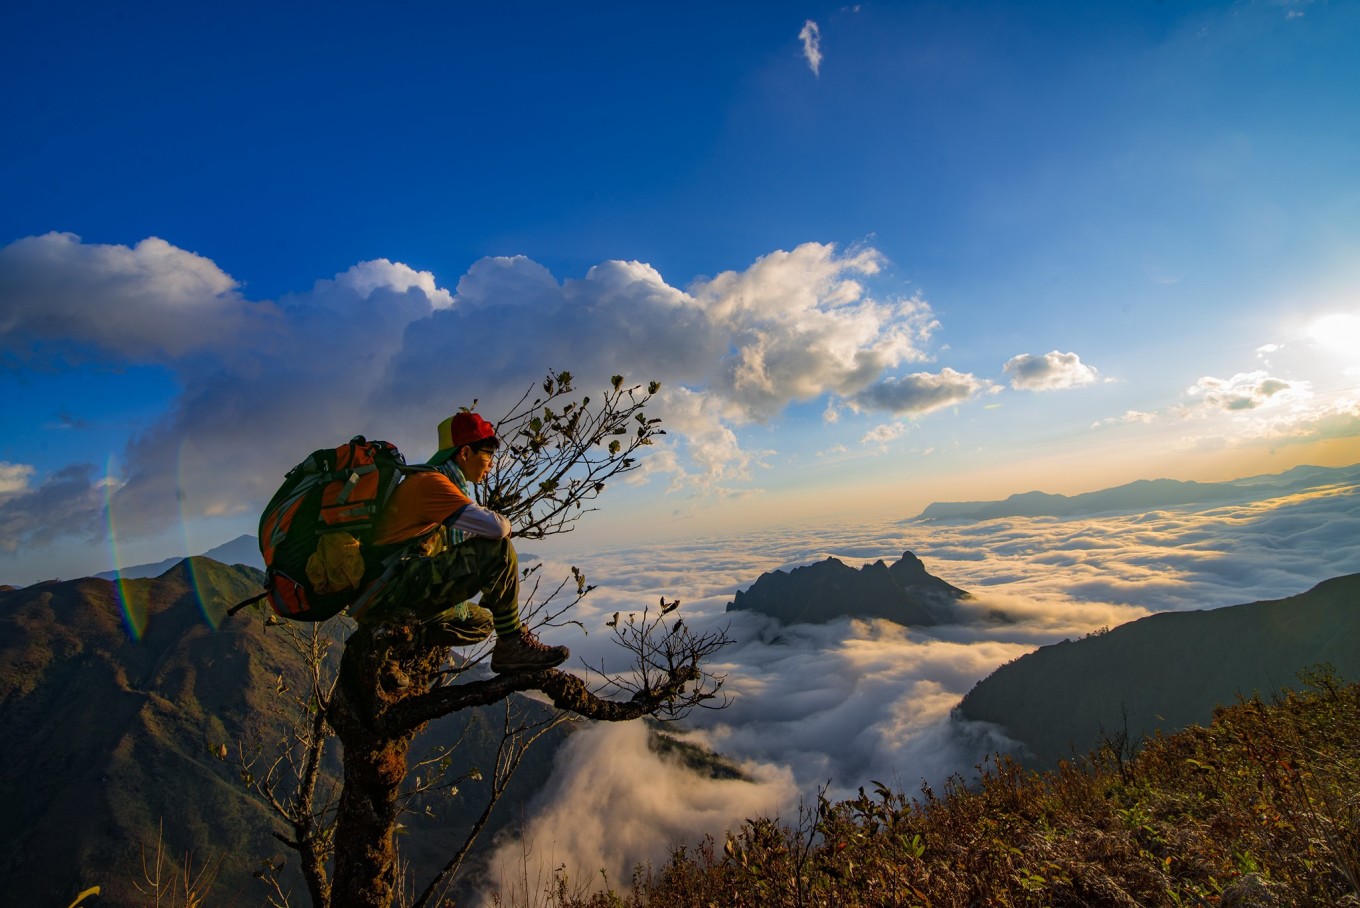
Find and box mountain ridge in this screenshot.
[93,533,265,581]
[915,461,1360,521]
[956,572,1360,769]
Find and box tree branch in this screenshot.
[380,664,700,737]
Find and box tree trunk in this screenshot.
[321,615,712,907]
[327,624,430,908]
[329,723,414,906]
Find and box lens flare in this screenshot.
[178,440,220,628]
[105,454,146,640]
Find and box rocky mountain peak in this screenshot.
[726,550,970,627]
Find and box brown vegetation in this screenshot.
[548,668,1360,908]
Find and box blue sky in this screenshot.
[3,0,1359,585]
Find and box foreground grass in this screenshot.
[549,669,1360,907]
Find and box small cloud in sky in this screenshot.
[850,367,991,415]
[799,20,823,76]
[1186,370,1305,412]
[1003,350,1100,391]
[1093,409,1158,428]
[44,412,91,431]
[861,422,907,446]
[0,462,35,499]
[817,444,849,457]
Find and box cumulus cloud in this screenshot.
[849,367,990,415]
[1186,370,1304,411]
[799,20,823,76]
[0,232,268,364]
[477,467,1360,896]
[2,235,961,552]
[1003,350,1100,391]
[1190,396,1360,451]
[0,463,105,552]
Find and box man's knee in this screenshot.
[466,534,514,552]
[459,535,517,569]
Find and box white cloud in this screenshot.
[0,232,263,364]
[0,464,105,552]
[0,462,34,498]
[479,722,796,907]
[644,387,774,497]
[331,258,455,310]
[1185,370,1308,412]
[1,235,964,553]
[799,20,823,76]
[1093,409,1158,428]
[861,422,907,446]
[849,367,991,415]
[1218,396,1360,449]
[1003,350,1100,391]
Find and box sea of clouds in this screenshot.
[476,473,1360,900]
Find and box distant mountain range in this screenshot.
[90,533,540,584]
[726,550,972,626]
[95,533,264,580]
[915,462,1360,520]
[957,573,1360,769]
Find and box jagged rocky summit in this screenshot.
[726,551,970,627]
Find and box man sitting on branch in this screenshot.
[354,410,569,680]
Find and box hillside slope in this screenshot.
[957,573,1360,768]
[0,558,568,905]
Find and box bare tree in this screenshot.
[239,372,730,908]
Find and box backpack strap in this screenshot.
[227,590,269,617]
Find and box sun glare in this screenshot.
[1306,312,1360,355]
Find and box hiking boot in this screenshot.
[490,629,569,673]
[381,659,411,691]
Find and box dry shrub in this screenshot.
[547,669,1360,908]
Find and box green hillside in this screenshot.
[957,573,1360,768]
[0,559,289,904]
[0,558,568,906]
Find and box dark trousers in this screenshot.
[358,536,521,638]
